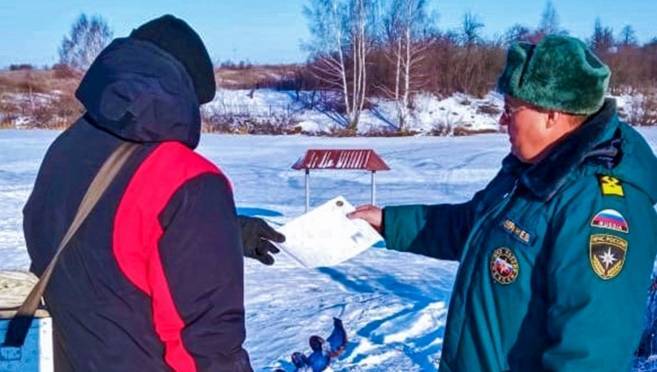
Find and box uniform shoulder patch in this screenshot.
[589,234,628,280]
[591,209,629,233]
[598,175,624,197]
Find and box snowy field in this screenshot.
[204,89,504,134]
[1,128,657,370]
[202,89,647,135]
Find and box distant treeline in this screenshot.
[3,3,657,132]
[292,24,657,97]
[235,0,657,131]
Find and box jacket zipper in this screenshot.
[444,179,519,367]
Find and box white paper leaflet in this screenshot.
[276,196,382,268]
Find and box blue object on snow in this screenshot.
[291,317,347,372]
[326,318,347,356]
[291,352,308,369]
[306,339,330,371]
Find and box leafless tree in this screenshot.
[59,14,113,70]
[504,24,532,44]
[379,0,432,132]
[537,0,562,36]
[590,18,615,55]
[619,25,638,48]
[455,12,490,95]
[504,2,567,45]
[461,12,484,46]
[303,0,373,131]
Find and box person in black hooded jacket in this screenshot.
[22,15,283,371]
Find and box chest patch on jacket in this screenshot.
[500,218,532,245]
[589,234,628,280]
[591,209,629,233]
[490,247,519,284]
[598,175,624,197]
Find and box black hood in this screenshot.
[76,37,202,148]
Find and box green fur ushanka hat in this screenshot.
[497,35,611,115]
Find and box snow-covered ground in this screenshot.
[202,89,650,135]
[1,128,657,370]
[4,86,652,134]
[204,89,506,134]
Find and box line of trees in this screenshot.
[13,6,657,131]
[301,0,657,132]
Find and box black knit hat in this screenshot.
[130,15,216,104]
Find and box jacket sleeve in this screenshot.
[382,197,479,261]
[156,173,251,372]
[381,163,516,262]
[542,183,657,371]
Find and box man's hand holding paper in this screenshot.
[275,196,383,268]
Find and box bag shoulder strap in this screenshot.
[3,142,139,346]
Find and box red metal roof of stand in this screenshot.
[292,149,390,171]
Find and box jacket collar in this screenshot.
[504,99,620,201]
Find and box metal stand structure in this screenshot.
[293,150,390,213]
[370,171,376,205]
[305,169,310,212]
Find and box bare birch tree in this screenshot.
[59,14,113,70]
[379,0,432,132]
[304,0,372,132]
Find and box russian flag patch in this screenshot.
[591,209,629,234]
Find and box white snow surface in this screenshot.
[202,89,504,134]
[200,89,656,135]
[1,128,657,371]
[6,88,653,133]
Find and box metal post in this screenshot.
[305,169,310,213]
[371,171,376,205]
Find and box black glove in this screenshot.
[238,216,285,265]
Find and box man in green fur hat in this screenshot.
[350,35,657,371]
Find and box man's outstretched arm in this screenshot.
[349,199,478,262]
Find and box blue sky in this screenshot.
[0,0,655,68]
